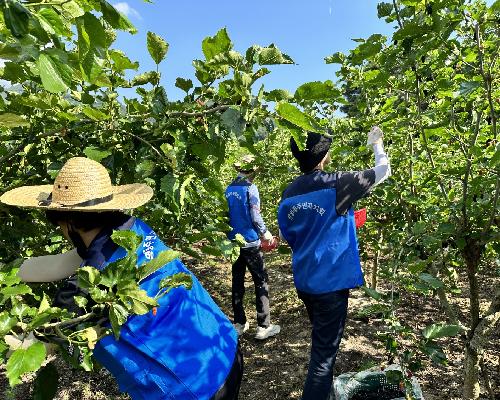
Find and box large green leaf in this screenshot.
[159,272,193,291]
[6,342,46,386]
[147,31,169,64]
[275,103,322,133]
[3,0,30,38]
[202,28,232,60]
[119,287,157,314]
[83,146,112,162]
[0,113,30,128]
[221,107,246,136]
[175,77,193,93]
[109,304,129,339]
[111,230,142,252]
[137,250,180,281]
[37,53,73,93]
[109,49,139,71]
[36,8,71,37]
[100,0,137,33]
[258,44,294,65]
[0,311,17,335]
[422,323,463,340]
[294,80,341,102]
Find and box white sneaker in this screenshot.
[233,321,249,336]
[255,324,280,340]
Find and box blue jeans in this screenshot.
[297,289,349,400]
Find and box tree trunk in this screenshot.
[462,240,484,400]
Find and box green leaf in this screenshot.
[37,53,73,93]
[0,113,30,128]
[119,287,157,314]
[138,249,180,281]
[111,230,142,252]
[33,362,59,400]
[38,293,51,313]
[457,81,481,97]
[147,31,169,64]
[377,2,394,18]
[221,107,246,136]
[258,44,294,65]
[421,340,447,365]
[77,266,101,288]
[264,89,293,102]
[109,304,129,339]
[130,71,159,86]
[294,80,341,102]
[82,106,110,121]
[362,286,383,300]
[1,284,32,302]
[100,0,137,33]
[159,272,192,291]
[275,102,322,133]
[175,77,193,93]
[0,311,17,335]
[202,28,232,60]
[83,146,111,162]
[179,175,195,209]
[36,8,71,37]
[109,50,139,71]
[422,323,463,340]
[324,52,344,64]
[419,273,443,289]
[6,342,46,386]
[3,0,30,38]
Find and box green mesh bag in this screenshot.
[331,365,424,400]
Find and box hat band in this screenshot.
[39,193,114,208]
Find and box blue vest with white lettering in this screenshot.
[92,218,238,400]
[225,177,259,242]
[277,171,364,294]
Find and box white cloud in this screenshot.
[113,2,141,20]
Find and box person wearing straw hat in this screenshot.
[225,155,280,340]
[277,127,391,400]
[1,157,243,400]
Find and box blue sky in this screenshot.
[111,1,395,99]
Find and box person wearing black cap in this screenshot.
[277,127,390,400]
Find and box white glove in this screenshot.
[262,231,273,241]
[367,126,384,146]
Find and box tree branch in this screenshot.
[462,110,483,225]
[165,105,230,118]
[42,312,96,330]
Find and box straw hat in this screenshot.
[0,157,153,212]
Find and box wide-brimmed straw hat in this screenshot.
[0,157,153,212]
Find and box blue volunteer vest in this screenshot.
[225,178,259,243]
[92,218,238,400]
[277,171,364,294]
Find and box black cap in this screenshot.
[290,132,332,173]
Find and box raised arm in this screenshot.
[336,126,391,215]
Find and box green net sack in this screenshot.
[331,365,424,400]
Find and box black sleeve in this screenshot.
[335,169,376,215]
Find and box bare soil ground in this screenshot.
[1,254,498,400]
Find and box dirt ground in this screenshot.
[1,254,498,400]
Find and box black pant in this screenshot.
[297,289,349,400]
[211,343,244,400]
[232,246,270,328]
